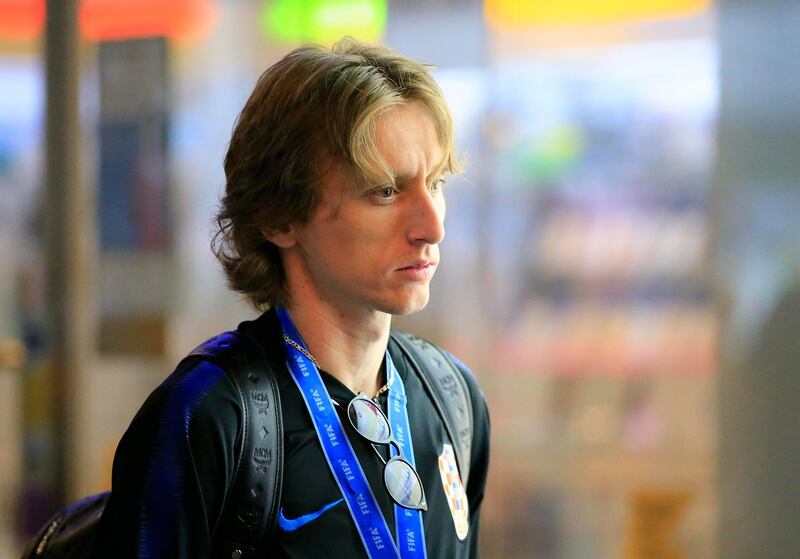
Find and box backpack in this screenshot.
[20,326,473,559]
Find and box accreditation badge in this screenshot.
[438,443,469,540]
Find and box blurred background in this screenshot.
[1,0,798,558]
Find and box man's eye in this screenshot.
[429,178,446,192]
[372,186,398,199]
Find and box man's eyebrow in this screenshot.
[427,159,449,181]
[389,160,449,183]
[347,173,394,192]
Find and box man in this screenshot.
[93,39,490,559]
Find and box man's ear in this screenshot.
[262,224,298,249]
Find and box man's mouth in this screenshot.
[398,260,436,271]
[396,260,437,280]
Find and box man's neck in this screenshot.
[283,299,391,397]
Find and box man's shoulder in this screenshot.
[389,331,478,383]
[136,316,271,423]
[175,308,283,381]
[161,309,285,403]
[139,353,240,428]
[149,329,246,403]
[121,318,282,454]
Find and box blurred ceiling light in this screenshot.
[0,0,44,40]
[484,0,709,28]
[80,0,216,42]
[261,0,387,44]
[0,0,216,42]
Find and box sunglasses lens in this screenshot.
[348,398,391,443]
[384,459,425,510]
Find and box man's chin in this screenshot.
[384,289,431,317]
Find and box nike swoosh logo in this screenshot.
[277,498,344,532]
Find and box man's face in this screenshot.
[284,101,447,317]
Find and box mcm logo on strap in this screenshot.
[253,447,273,474]
[250,390,271,415]
[437,373,461,400]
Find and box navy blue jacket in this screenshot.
[93,309,490,558]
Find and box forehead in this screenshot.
[373,101,445,179]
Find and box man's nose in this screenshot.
[407,186,446,245]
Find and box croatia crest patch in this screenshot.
[438,443,469,540]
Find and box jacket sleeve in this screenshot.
[93,359,242,559]
[448,352,491,559]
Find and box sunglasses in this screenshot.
[342,393,428,512]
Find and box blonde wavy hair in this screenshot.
[213,38,459,309]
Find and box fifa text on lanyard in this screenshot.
[277,308,428,559]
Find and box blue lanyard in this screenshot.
[386,358,428,558]
[277,308,427,559]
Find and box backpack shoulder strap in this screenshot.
[187,328,283,559]
[389,331,473,487]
